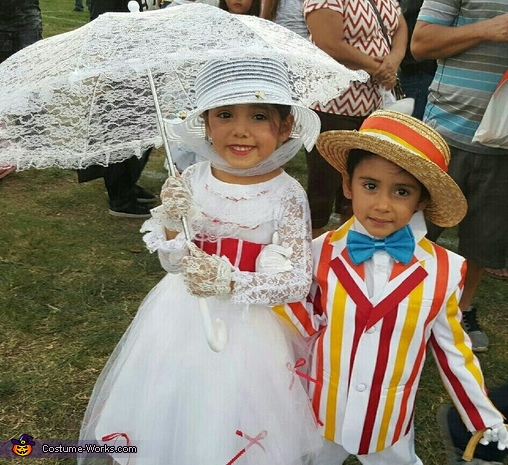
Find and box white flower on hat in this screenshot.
[255,91,265,100]
[176,109,188,119]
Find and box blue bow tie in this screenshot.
[346,225,415,265]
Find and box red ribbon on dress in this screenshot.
[195,237,265,272]
[226,429,268,465]
[286,357,322,390]
[101,432,132,465]
[101,432,131,445]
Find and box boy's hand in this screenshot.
[181,243,233,297]
[160,175,192,221]
[480,423,508,450]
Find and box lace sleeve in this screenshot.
[231,184,312,306]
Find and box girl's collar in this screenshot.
[182,137,303,177]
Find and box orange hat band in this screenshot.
[359,115,448,172]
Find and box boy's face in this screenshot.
[343,155,428,238]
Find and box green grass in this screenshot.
[1,2,507,464]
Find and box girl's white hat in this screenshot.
[170,57,320,152]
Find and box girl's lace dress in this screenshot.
[79,162,321,465]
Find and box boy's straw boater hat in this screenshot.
[317,110,467,227]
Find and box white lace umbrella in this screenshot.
[0,4,367,352]
[0,3,367,171]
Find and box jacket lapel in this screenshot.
[329,234,431,330]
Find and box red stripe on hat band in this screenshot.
[359,116,448,172]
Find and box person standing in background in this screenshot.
[74,0,91,12]
[262,0,309,38]
[411,0,508,353]
[0,0,43,179]
[302,0,407,238]
[397,0,436,120]
[78,0,158,218]
[218,0,261,16]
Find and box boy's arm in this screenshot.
[429,259,504,432]
[273,279,328,338]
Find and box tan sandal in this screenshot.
[0,166,16,180]
[485,268,508,281]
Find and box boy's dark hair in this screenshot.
[218,0,261,16]
[346,149,430,203]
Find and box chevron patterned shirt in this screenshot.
[303,0,401,116]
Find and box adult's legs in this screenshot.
[105,148,154,217]
[306,112,365,238]
[427,148,508,352]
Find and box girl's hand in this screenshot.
[182,243,233,297]
[255,244,293,274]
[160,174,192,222]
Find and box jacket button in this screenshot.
[357,383,367,392]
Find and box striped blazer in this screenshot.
[275,220,503,455]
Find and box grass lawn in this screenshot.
[0,1,507,464]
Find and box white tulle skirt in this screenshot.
[79,272,322,465]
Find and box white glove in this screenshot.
[480,423,508,450]
[255,244,293,274]
[160,174,192,223]
[181,243,233,297]
[157,234,189,273]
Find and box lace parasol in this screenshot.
[0,3,367,171]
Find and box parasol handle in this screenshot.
[197,298,228,352]
[147,68,227,353]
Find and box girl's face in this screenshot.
[225,0,253,14]
[343,155,428,238]
[205,103,293,175]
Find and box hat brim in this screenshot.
[317,130,467,228]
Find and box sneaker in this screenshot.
[461,307,489,353]
[108,201,151,218]
[134,185,157,204]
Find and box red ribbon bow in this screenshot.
[226,429,268,465]
[286,357,322,390]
